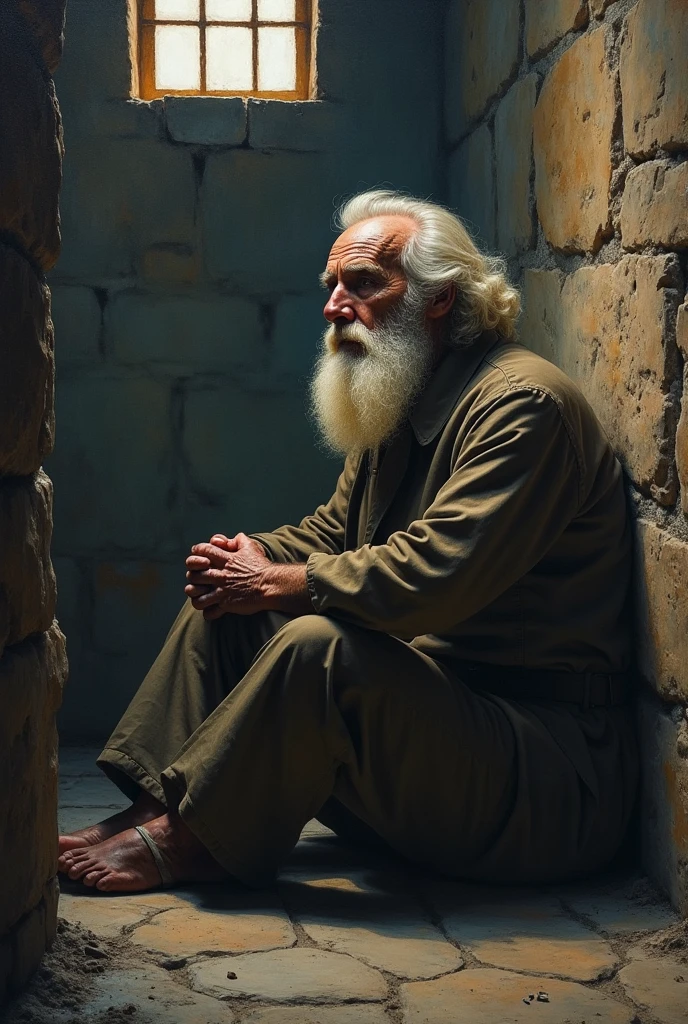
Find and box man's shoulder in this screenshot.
[477,340,584,404]
[459,340,617,480]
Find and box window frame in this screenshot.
[136,0,313,101]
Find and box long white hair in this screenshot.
[336,190,520,342]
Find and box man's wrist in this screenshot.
[261,563,311,615]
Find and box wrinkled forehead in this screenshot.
[326,215,416,273]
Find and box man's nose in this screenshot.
[323,286,356,323]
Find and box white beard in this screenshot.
[310,292,433,457]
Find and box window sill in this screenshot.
[160,95,338,151]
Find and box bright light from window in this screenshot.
[155,0,199,19]
[207,0,252,20]
[139,0,312,98]
[155,24,201,90]
[258,0,296,20]
[258,26,296,90]
[207,26,253,90]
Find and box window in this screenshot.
[135,0,313,100]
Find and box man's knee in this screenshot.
[273,613,346,661]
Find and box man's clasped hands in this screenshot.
[184,533,274,620]
[185,533,311,620]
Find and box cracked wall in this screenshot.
[49,0,446,739]
[444,0,688,913]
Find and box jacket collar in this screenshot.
[408,330,501,446]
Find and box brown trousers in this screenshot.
[98,602,637,886]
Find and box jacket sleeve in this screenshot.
[250,453,361,563]
[305,387,583,638]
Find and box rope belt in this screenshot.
[456,662,629,709]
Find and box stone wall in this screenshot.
[445,0,688,913]
[0,0,69,1002]
[50,0,446,739]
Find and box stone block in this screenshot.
[619,951,688,1024]
[139,245,202,288]
[316,0,441,111]
[201,150,334,293]
[56,137,196,284]
[400,968,635,1024]
[48,373,177,556]
[272,293,326,379]
[564,889,678,935]
[533,27,615,253]
[181,382,338,546]
[620,0,688,157]
[105,292,263,370]
[0,623,66,937]
[78,965,238,1024]
[621,160,688,250]
[445,0,520,143]
[284,869,463,979]
[495,76,537,256]
[521,257,681,503]
[676,303,688,515]
[426,890,616,981]
[164,96,247,146]
[634,521,688,701]
[190,947,387,1003]
[55,0,133,111]
[131,893,295,955]
[448,125,495,248]
[248,100,339,152]
[0,248,55,477]
[0,471,56,657]
[50,285,103,365]
[91,560,185,658]
[58,894,156,938]
[0,10,62,272]
[525,0,588,59]
[519,268,565,365]
[637,697,688,915]
[17,0,66,73]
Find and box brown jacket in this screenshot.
[255,331,632,675]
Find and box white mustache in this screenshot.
[324,323,371,354]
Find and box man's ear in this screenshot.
[426,284,456,319]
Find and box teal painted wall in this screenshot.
[49,0,447,738]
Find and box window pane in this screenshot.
[207,0,252,21]
[155,0,199,19]
[258,0,296,20]
[206,26,253,90]
[155,24,201,89]
[258,26,296,90]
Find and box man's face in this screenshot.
[311,216,435,457]
[321,215,415,342]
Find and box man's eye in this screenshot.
[358,277,376,290]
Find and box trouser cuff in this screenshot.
[161,765,275,888]
[97,747,167,805]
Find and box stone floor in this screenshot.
[6,747,688,1024]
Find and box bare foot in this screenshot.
[58,790,166,868]
[60,812,227,892]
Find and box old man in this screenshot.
[59,190,638,893]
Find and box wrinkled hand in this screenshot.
[185,533,271,620]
